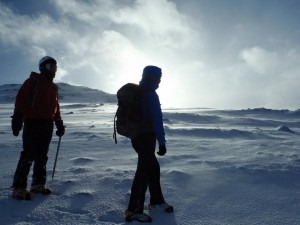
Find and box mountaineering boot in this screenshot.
[30,184,51,195]
[12,187,32,200]
[148,202,174,213]
[125,209,152,223]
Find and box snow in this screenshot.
[0,83,116,104]
[1,84,300,224]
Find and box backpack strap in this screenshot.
[27,76,39,109]
[113,112,118,144]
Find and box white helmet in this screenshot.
[39,56,57,71]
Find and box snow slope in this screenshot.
[0,83,116,104]
[1,85,300,225]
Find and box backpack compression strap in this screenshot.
[113,113,117,144]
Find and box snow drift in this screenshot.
[1,84,300,225]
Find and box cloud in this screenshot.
[240,47,300,82]
[0,0,199,92]
[111,0,199,48]
[220,47,300,108]
[0,0,300,109]
[1,6,55,45]
[241,47,284,75]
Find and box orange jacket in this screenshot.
[15,72,61,121]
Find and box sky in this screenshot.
[0,0,300,109]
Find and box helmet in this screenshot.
[39,56,57,71]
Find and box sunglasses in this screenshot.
[45,63,57,72]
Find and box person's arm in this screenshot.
[54,94,65,137]
[148,92,166,145]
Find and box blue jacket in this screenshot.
[139,77,166,145]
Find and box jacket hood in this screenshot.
[139,77,159,90]
[29,71,40,78]
[139,65,161,90]
[143,65,161,78]
[30,71,53,82]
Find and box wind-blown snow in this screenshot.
[1,84,300,225]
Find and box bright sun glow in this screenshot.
[117,54,181,108]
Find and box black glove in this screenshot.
[11,109,23,137]
[55,120,65,137]
[157,144,167,156]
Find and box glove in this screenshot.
[11,109,23,137]
[157,144,167,156]
[55,120,65,137]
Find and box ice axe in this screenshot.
[52,136,62,179]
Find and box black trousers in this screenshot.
[128,132,165,213]
[13,119,53,188]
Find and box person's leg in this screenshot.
[12,152,33,188]
[127,156,148,213]
[148,155,165,205]
[32,156,48,186]
[127,132,165,212]
[31,120,53,187]
[144,133,165,205]
[12,121,35,188]
[127,134,149,213]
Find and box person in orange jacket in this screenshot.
[11,56,65,200]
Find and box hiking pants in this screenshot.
[13,119,53,188]
[128,132,165,213]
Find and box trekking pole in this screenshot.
[52,136,62,180]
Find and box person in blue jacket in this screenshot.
[125,65,173,223]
